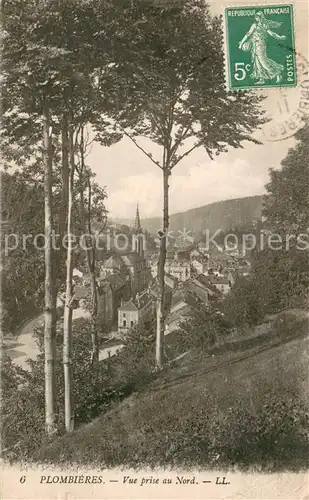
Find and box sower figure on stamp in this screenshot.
[239,11,286,84]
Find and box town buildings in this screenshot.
[72,207,253,337]
[208,275,231,294]
[164,275,214,335]
[191,255,209,275]
[150,251,190,282]
[164,251,191,282]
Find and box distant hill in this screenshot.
[112,195,265,236]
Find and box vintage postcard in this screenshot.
[1,0,308,498]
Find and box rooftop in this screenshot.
[119,290,152,311]
[120,252,145,266]
[118,300,138,312]
[191,255,209,264]
[209,275,230,285]
[194,274,223,295]
[170,287,201,310]
[149,282,172,298]
[102,254,126,270]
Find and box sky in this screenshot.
[87,0,308,219]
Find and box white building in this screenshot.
[117,290,154,335]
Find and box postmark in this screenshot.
[224,4,296,90]
[260,54,309,141]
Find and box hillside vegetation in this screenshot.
[37,323,309,471]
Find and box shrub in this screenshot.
[177,305,232,352]
[224,276,264,328]
[272,311,309,339]
[110,320,156,388]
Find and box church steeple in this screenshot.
[134,204,142,233]
[133,205,144,258]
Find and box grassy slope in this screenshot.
[37,329,309,471]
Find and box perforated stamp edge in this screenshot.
[222,1,299,92]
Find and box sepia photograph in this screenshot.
[1,0,309,498]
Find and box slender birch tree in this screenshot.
[62,117,76,432]
[42,95,58,434]
[75,127,108,367]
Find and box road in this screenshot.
[3,314,44,370]
[3,301,92,370]
[3,301,127,370]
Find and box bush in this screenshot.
[110,320,157,389]
[177,305,232,352]
[287,289,309,309]
[223,246,309,331]
[168,397,307,470]
[224,276,264,328]
[272,311,309,339]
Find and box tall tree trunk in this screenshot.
[78,130,99,366]
[43,96,57,436]
[156,167,169,368]
[54,106,69,422]
[79,191,99,366]
[89,266,99,366]
[60,111,69,245]
[63,122,75,433]
[86,176,99,366]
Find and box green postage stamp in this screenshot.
[224,4,296,90]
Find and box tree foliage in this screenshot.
[225,123,309,328]
[263,124,309,233]
[1,172,61,333]
[177,304,231,351]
